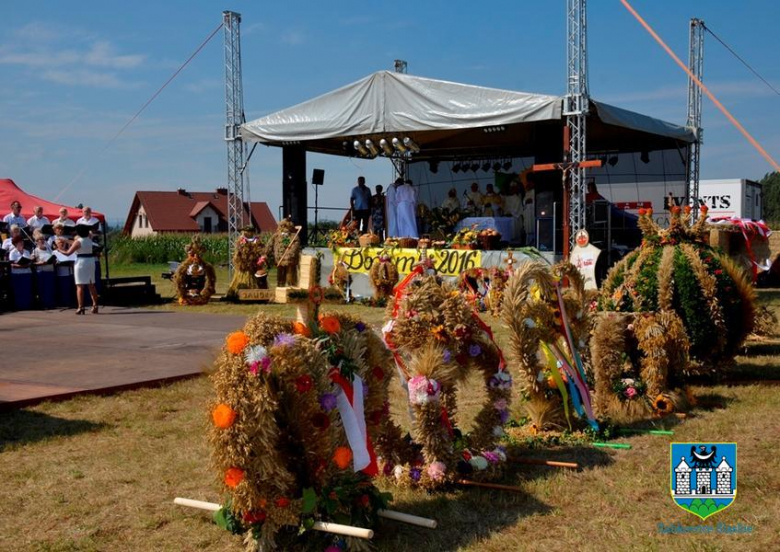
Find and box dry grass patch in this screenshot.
[2,293,779,550]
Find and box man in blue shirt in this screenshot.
[350,176,372,233]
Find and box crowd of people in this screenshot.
[349,177,535,243]
[1,200,102,313]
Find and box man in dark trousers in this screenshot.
[350,176,372,233]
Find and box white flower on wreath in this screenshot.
[469,456,489,471]
[393,465,405,481]
[245,345,268,366]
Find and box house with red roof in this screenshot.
[123,187,276,237]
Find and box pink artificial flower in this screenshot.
[248,361,260,375]
[260,356,272,373]
[624,387,637,399]
[427,461,447,481]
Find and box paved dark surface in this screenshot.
[0,307,247,409]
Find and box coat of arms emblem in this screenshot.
[671,442,737,520]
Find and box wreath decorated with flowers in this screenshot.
[368,252,399,301]
[380,268,512,489]
[173,235,216,305]
[592,206,754,422]
[210,311,406,550]
[501,260,597,432]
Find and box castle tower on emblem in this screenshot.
[696,468,713,494]
[674,456,692,494]
[716,456,733,495]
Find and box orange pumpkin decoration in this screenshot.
[319,315,341,334]
[226,331,250,354]
[333,446,352,469]
[224,467,245,488]
[212,403,237,429]
[292,321,311,337]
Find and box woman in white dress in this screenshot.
[62,225,99,314]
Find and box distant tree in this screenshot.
[759,171,780,224]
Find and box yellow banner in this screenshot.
[333,247,481,277]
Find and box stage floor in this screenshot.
[0,307,246,409]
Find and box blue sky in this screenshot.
[1,1,779,225]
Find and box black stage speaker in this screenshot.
[312,168,325,186]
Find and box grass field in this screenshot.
[1,274,778,551]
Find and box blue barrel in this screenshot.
[11,270,34,311]
[35,268,57,309]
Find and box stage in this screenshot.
[0,307,245,409]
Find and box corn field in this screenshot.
[109,234,233,265]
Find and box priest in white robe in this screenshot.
[394,179,418,238]
[386,177,402,238]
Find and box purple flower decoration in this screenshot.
[409,467,422,482]
[273,333,296,348]
[482,451,500,464]
[499,409,510,424]
[443,349,452,363]
[319,393,337,412]
[355,322,366,333]
[468,344,482,357]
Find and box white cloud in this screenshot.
[0,22,145,88]
[41,69,141,89]
[183,78,222,94]
[84,40,144,69]
[281,30,306,46]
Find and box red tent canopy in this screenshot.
[0,178,105,223]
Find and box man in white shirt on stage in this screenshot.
[26,206,51,230]
[3,201,26,228]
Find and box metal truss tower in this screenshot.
[224,10,245,277]
[564,0,589,248]
[686,18,705,218]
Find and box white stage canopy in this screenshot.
[241,71,694,155]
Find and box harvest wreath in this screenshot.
[173,235,216,306]
[205,310,430,550]
[380,259,513,489]
[501,260,597,432]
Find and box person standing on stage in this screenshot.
[61,224,99,314]
[502,184,523,243]
[53,207,76,227]
[395,179,418,238]
[386,177,402,237]
[27,206,50,230]
[349,177,372,234]
[483,184,504,213]
[370,184,386,240]
[464,183,484,215]
[3,201,26,228]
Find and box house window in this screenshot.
[204,217,212,233]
